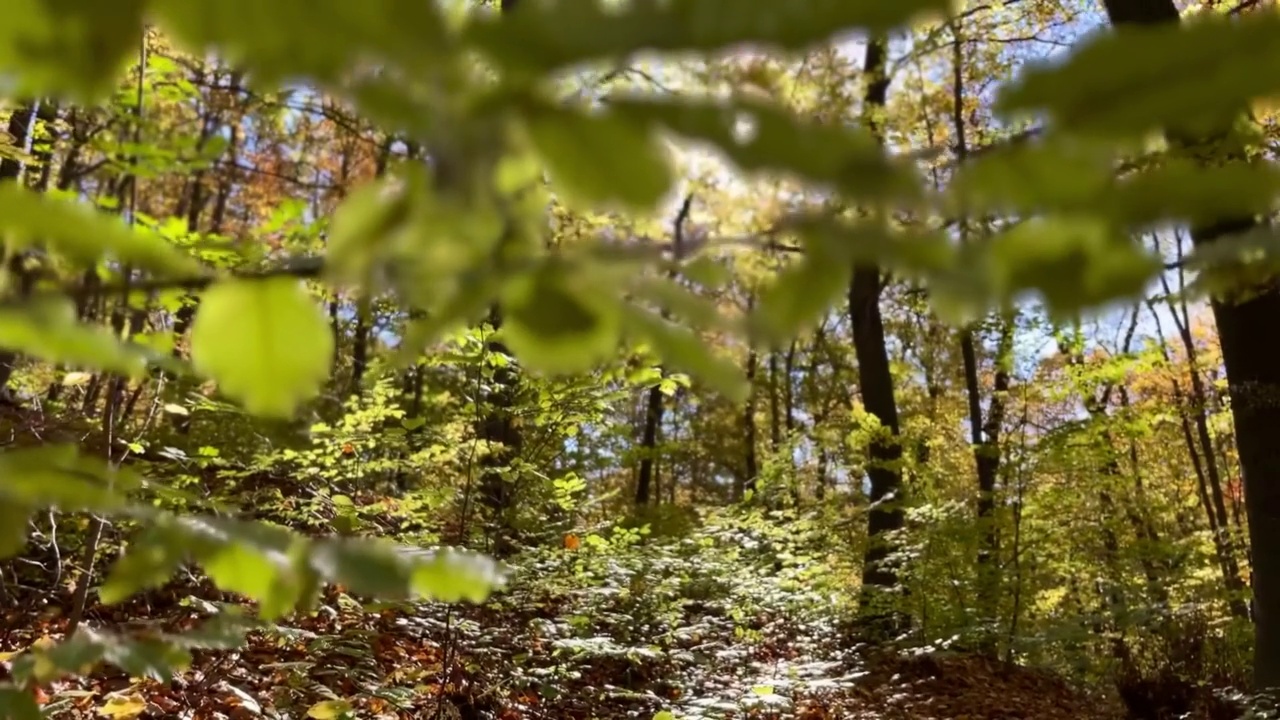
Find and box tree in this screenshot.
[1100,0,1280,690]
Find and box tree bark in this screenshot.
[1101,0,1280,688]
[851,35,907,625]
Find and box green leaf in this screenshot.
[0,298,150,379]
[996,13,1280,138]
[652,712,677,720]
[310,540,504,603]
[756,219,954,338]
[947,140,1115,216]
[465,0,949,77]
[0,505,31,560]
[0,686,41,720]
[0,0,147,101]
[11,629,192,686]
[99,527,188,605]
[162,516,308,619]
[1101,159,1280,228]
[324,177,413,290]
[203,541,297,616]
[500,262,623,375]
[152,0,448,86]
[524,104,672,210]
[0,184,201,276]
[408,548,507,603]
[190,278,334,418]
[624,307,748,402]
[612,97,916,201]
[984,216,1161,318]
[0,445,138,512]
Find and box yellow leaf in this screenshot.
[307,699,353,719]
[97,693,147,719]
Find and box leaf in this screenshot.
[755,219,954,338]
[524,103,672,210]
[500,262,623,374]
[0,686,42,720]
[947,139,1115,216]
[323,177,413,289]
[99,527,189,605]
[1101,159,1280,228]
[996,13,1280,138]
[152,0,448,86]
[190,278,334,419]
[0,184,200,275]
[653,713,677,720]
[0,505,30,560]
[465,0,949,77]
[611,96,917,201]
[309,540,505,603]
[307,700,354,719]
[97,693,147,719]
[10,628,191,686]
[0,298,150,379]
[0,0,147,100]
[0,445,137,512]
[984,216,1161,318]
[409,548,507,603]
[624,307,748,403]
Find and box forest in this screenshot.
[2,0,1280,718]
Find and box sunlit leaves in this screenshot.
[947,140,1116,216]
[0,183,200,276]
[465,0,951,78]
[190,278,334,419]
[997,12,1280,138]
[949,140,1280,230]
[524,103,672,210]
[0,0,146,100]
[99,526,187,605]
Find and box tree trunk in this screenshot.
[850,35,907,626]
[742,342,759,499]
[635,194,692,504]
[1102,0,1280,687]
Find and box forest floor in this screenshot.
[0,582,1124,720]
[0,529,1132,720]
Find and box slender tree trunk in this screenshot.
[742,341,759,499]
[635,382,663,505]
[852,35,908,627]
[635,194,692,504]
[768,349,782,452]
